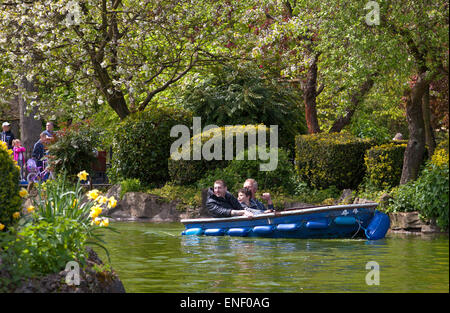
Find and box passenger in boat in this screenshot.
[237,187,264,215]
[206,180,254,218]
[243,178,275,213]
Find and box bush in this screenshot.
[111,106,192,186]
[180,62,306,154]
[364,142,407,189]
[47,122,101,179]
[119,178,143,199]
[388,148,449,230]
[168,124,272,185]
[295,132,376,189]
[0,141,21,228]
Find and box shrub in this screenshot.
[0,141,21,228]
[224,146,295,193]
[111,106,192,186]
[295,132,376,189]
[180,62,306,154]
[168,124,272,185]
[119,178,143,199]
[47,122,101,179]
[388,148,449,230]
[364,142,407,189]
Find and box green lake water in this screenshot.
[95,222,449,293]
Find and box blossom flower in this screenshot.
[87,189,100,201]
[100,218,109,227]
[0,223,5,231]
[19,188,28,198]
[89,206,103,219]
[107,197,117,209]
[13,212,20,219]
[77,170,89,181]
[93,217,102,225]
[72,198,78,208]
[96,195,108,205]
[26,206,35,213]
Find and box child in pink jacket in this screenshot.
[13,139,26,180]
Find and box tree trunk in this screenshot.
[421,85,436,157]
[303,53,321,134]
[400,73,429,184]
[329,75,376,133]
[107,92,130,120]
[19,79,42,161]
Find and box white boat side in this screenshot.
[181,203,378,224]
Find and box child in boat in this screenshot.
[237,187,263,215]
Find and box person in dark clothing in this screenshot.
[1,122,15,150]
[205,180,253,218]
[32,132,48,168]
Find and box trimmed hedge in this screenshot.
[364,142,407,189]
[168,124,273,185]
[295,132,376,189]
[0,141,21,228]
[196,146,295,193]
[110,106,192,186]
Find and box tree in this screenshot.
[0,0,242,120]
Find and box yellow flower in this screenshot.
[72,198,78,208]
[26,206,35,213]
[12,212,20,219]
[107,197,117,209]
[87,189,100,201]
[100,218,109,227]
[96,195,108,205]
[0,223,5,231]
[77,170,89,181]
[93,217,102,225]
[89,206,103,219]
[19,188,28,198]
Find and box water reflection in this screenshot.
[95,222,449,293]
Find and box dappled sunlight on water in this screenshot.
[94,222,449,293]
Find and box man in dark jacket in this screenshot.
[32,132,47,168]
[1,122,15,150]
[206,180,253,218]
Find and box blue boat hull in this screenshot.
[181,204,390,240]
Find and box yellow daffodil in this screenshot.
[72,198,78,208]
[0,223,5,231]
[77,170,89,181]
[12,212,20,219]
[107,197,117,209]
[19,188,28,198]
[26,206,35,213]
[100,218,109,227]
[89,206,103,219]
[93,217,102,225]
[87,189,100,201]
[96,195,108,205]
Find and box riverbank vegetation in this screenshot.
[0,0,448,272]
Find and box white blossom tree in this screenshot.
[0,0,243,120]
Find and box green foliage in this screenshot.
[295,132,376,190]
[111,106,192,186]
[180,62,306,153]
[224,146,296,193]
[47,123,101,179]
[388,148,449,230]
[364,142,407,189]
[119,178,143,199]
[168,124,271,185]
[349,117,392,144]
[0,142,21,228]
[15,216,88,276]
